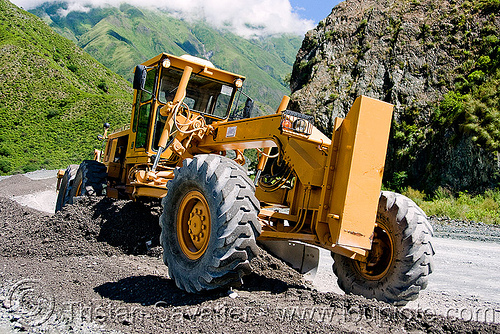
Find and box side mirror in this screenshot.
[133,65,147,90]
[98,122,110,141]
[243,98,254,119]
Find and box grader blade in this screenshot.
[258,240,319,276]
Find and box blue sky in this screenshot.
[290,0,343,24]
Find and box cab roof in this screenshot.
[141,53,245,85]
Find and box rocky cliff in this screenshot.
[290,0,500,193]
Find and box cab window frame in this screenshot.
[132,66,158,150]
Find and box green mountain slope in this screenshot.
[31,3,303,113]
[0,0,132,174]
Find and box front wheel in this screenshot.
[332,191,434,305]
[160,154,261,293]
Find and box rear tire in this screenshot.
[69,160,107,199]
[332,191,434,305]
[55,165,79,212]
[160,154,261,293]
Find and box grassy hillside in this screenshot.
[31,3,303,114]
[0,0,132,174]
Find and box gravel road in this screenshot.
[314,238,500,319]
[0,172,498,333]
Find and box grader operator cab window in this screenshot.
[158,67,235,119]
[153,66,236,150]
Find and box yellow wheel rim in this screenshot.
[353,218,394,281]
[75,180,82,196]
[177,190,211,260]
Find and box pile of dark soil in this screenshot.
[0,196,162,258]
[0,196,306,290]
[1,196,499,333]
[245,251,307,292]
[0,174,54,197]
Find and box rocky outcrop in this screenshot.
[290,0,499,192]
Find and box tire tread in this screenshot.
[160,154,260,293]
[332,191,434,305]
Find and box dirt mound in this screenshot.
[1,195,499,333]
[0,196,161,258]
[245,251,307,292]
[0,174,54,197]
[0,196,305,289]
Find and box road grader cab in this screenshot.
[56,53,434,305]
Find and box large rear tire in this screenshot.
[55,165,79,212]
[69,160,107,199]
[160,154,261,293]
[332,191,434,305]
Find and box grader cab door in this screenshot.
[130,66,157,156]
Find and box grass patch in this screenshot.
[401,187,500,225]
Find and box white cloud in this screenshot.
[11,0,315,38]
[56,3,91,17]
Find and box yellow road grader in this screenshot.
[56,53,434,305]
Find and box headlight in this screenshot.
[234,78,243,88]
[293,119,308,133]
[280,110,314,136]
